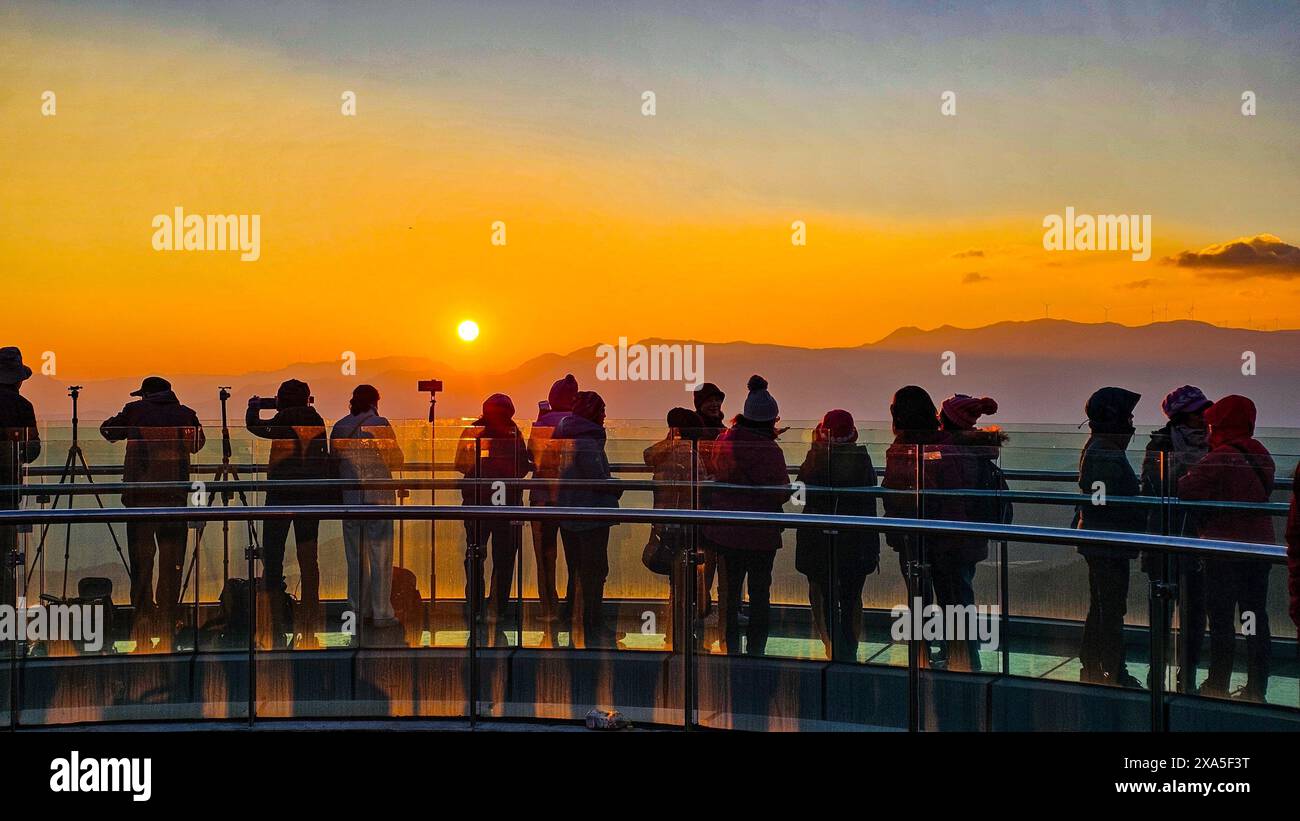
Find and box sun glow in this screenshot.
[457,320,480,342]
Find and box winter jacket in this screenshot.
[703,424,793,552]
[454,418,535,506]
[245,404,332,504]
[101,391,205,507]
[330,410,405,505]
[881,432,985,565]
[794,441,879,576]
[1139,421,1209,537]
[1286,464,1299,627]
[1177,396,1275,545]
[644,436,697,512]
[1075,433,1145,558]
[0,385,40,510]
[553,414,622,530]
[527,409,572,506]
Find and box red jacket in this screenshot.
[703,424,793,551]
[881,432,985,565]
[1176,395,1276,545]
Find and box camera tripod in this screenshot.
[27,386,130,598]
[180,387,259,601]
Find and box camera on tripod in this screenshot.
[251,397,278,411]
[417,379,443,393]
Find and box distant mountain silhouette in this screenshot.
[24,320,1300,426]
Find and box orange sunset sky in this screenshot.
[3,1,1299,379]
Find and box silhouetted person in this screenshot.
[704,376,793,656]
[692,382,726,620]
[455,393,534,646]
[331,385,406,634]
[527,374,578,646]
[1179,394,1276,701]
[554,391,621,648]
[643,407,703,649]
[1140,385,1212,692]
[796,409,878,661]
[938,394,1007,672]
[246,379,330,644]
[100,376,204,647]
[0,348,40,612]
[1075,387,1144,688]
[881,386,970,668]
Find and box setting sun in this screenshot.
[457,320,480,342]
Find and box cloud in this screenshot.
[1164,234,1300,279]
[952,249,985,259]
[962,272,990,284]
[1122,278,1155,289]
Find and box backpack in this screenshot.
[970,457,1013,524]
[203,578,296,648]
[390,566,424,646]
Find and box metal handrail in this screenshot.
[0,503,1286,561]
[7,476,1290,515]
[21,460,1296,490]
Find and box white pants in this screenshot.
[344,519,395,622]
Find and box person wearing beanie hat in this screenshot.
[1179,394,1276,701]
[331,384,406,634]
[245,378,331,645]
[703,376,793,656]
[1139,385,1214,690]
[0,347,40,614]
[547,374,579,413]
[101,377,205,648]
[454,393,535,646]
[940,395,998,431]
[741,375,779,424]
[796,409,879,661]
[1075,386,1145,688]
[553,390,622,647]
[528,374,581,645]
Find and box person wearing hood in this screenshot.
[246,379,331,644]
[704,375,794,656]
[1139,385,1213,692]
[553,391,622,647]
[527,373,578,645]
[937,394,1008,672]
[331,385,406,633]
[1074,387,1144,688]
[101,376,206,645]
[1178,394,1276,701]
[0,348,40,612]
[643,407,703,650]
[455,393,535,645]
[691,381,726,622]
[795,409,878,661]
[881,386,974,669]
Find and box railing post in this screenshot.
[246,523,257,728]
[466,435,482,728]
[683,437,699,731]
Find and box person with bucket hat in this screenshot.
[0,348,41,612]
[246,378,331,645]
[101,375,205,646]
[454,392,534,645]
